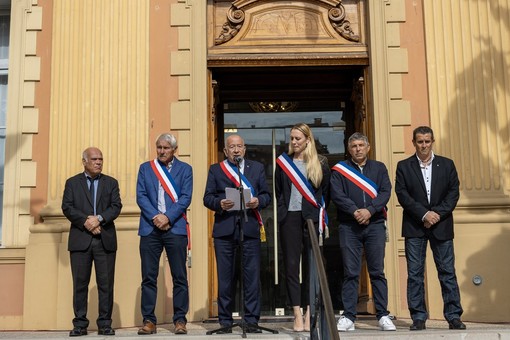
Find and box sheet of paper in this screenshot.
[225,187,253,211]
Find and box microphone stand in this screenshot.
[237,159,249,225]
[236,159,248,337]
[234,159,278,336]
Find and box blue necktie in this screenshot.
[88,177,95,209]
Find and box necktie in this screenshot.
[88,176,95,207]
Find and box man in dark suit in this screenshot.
[136,133,192,335]
[203,134,271,333]
[62,147,122,337]
[395,126,465,331]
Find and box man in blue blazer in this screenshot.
[203,134,271,333]
[395,126,465,331]
[62,147,122,337]
[136,133,192,335]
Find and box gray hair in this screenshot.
[224,134,245,148]
[156,133,178,149]
[348,132,370,146]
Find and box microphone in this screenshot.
[234,156,243,164]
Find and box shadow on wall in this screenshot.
[447,1,510,198]
[460,228,510,322]
[430,0,510,323]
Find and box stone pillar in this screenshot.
[24,0,149,329]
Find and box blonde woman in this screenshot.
[275,123,330,332]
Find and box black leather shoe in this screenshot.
[69,327,88,336]
[409,319,426,331]
[448,319,466,330]
[98,326,116,335]
[245,323,263,333]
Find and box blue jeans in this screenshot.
[405,236,463,322]
[338,222,389,321]
[140,229,189,324]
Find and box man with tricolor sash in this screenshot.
[203,134,271,334]
[136,133,192,335]
[330,132,396,332]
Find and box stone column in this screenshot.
[24,0,149,329]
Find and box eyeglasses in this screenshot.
[226,144,245,150]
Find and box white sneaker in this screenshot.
[336,316,355,331]
[379,315,396,331]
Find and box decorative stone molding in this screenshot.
[329,4,360,42]
[215,5,245,45]
[214,0,360,46]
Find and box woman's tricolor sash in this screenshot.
[276,153,329,245]
[332,161,387,218]
[219,160,266,241]
[150,159,192,250]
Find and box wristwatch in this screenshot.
[97,215,104,224]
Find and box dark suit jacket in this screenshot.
[275,155,330,224]
[62,173,122,252]
[203,159,271,239]
[136,157,193,237]
[395,154,460,240]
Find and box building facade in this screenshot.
[0,0,509,330]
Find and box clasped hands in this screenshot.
[423,211,440,228]
[84,215,101,235]
[354,208,371,225]
[220,197,259,211]
[153,213,170,231]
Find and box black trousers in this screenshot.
[279,211,310,307]
[70,237,116,328]
[214,234,261,326]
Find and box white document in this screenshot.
[225,187,253,211]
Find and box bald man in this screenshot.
[203,135,271,333]
[62,147,122,336]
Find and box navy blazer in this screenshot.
[136,157,193,237]
[275,155,330,224]
[395,154,460,240]
[203,159,271,239]
[62,173,122,252]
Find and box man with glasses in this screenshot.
[203,134,271,334]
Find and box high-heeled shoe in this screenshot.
[293,316,304,332]
[304,306,310,331]
[292,306,304,332]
